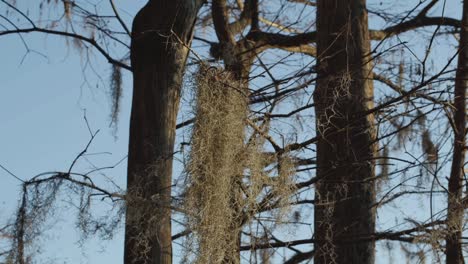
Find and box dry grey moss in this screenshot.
[183,65,296,263]
[109,64,123,134]
[184,65,247,263]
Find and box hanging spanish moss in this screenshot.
[109,64,123,136]
[183,65,296,263]
[184,65,247,263]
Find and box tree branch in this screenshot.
[109,0,131,37]
[0,27,131,71]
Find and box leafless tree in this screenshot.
[1,0,466,263]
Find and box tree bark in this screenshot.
[446,1,468,263]
[124,1,202,263]
[313,1,376,263]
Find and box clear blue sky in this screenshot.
[0,1,462,263]
[0,1,144,262]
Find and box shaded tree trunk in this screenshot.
[124,1,202,263]
[313,1,376,263]
[446,1,468,263]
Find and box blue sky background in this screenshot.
[0,1,463,263]
[0,1,144,262]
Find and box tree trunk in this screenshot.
[446,1,468,263]
[313,1,376,263]
[124,1,202,264]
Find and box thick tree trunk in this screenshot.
[313,1,376,263]
[446,1,468,263]
[124,1,202,264]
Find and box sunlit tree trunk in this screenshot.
[124,1,202,263]
[314,1,376,263]
[446,1,468,263]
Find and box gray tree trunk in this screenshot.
[124,1,202,263]
[446,1,468,263]
[313,1,376,263]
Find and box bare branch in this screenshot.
[0,27,131,71]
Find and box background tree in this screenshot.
[446,0,468,263]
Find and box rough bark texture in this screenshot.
[124,1,202,263]
[313,1,376,263]
[446,1,468,263]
